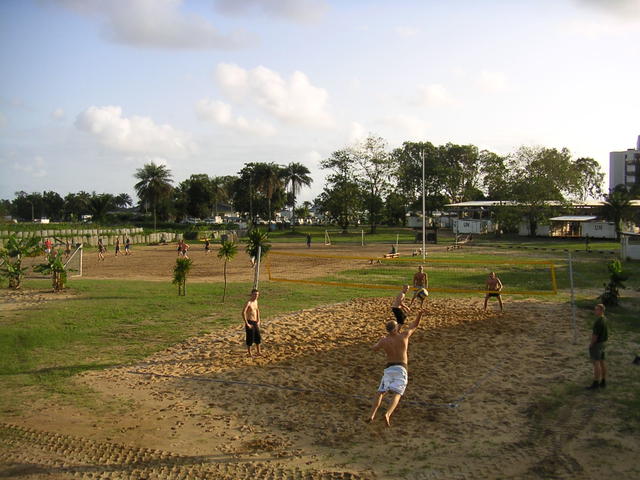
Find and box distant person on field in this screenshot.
[306,233,312,248]
[64,239,71,258]
[409,265,429,307]
[483,272,503,312]
[43,238,53,257]
[586,303,609,390]
[177,240,183,256]
[391,285,411,325]
[124,237,131,255]
[97,238,105,261]
[243,289,262,357]
[114,237,121,256]
[204,238,211,255]
[368,310,424,427]
[181,241,190,259]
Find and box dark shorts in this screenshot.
[589,342,606,361]
[245,321,261,346]
[391,307,407,325]
[486,293,501,298]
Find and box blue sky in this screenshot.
[1,0,639,203]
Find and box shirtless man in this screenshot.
[391,285,411,325]
[409,266,428,307]
[484,272,503,312]
[114,238,121,256]
[97,238,105,261]
[242,289,262,357]
[368,310,424,427]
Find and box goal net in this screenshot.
[266,252,558,295]
[64,243,83,277]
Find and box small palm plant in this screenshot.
[217,240,238,303]
[245,229,271,289]
[172,257,193,296]
[600,259,630,306]
[0,234,42,289]
[34,252,68,292]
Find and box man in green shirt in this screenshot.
[586,303,609,390]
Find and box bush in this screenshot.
[600,259,630,307]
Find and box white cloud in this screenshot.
[196,98,276,136]
[348,121,368,144]
[51,108,65,120]
[75,105,196,156]
[48,0,251,49]
[395,26,419,38]
[575,0,640,18]
[381,114,431,140]
[14,156,47,178]
[477,70,507,93]
[215,63,333,126]
[417,84,456,107]
[214,0,328,22]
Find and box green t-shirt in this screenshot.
[592,316,608,343]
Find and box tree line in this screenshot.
[3,135,638,235]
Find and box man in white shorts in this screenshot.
[367,310,424,427]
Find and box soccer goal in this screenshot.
[266,251,558,295]
[64,243,83,277]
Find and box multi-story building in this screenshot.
[610,135,640,191]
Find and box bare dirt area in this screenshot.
[2,245,639,479]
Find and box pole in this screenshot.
[253,245,262,290]
[568,251,577,344]
[361,229,364,247]
[396,233,399,252]
[422,150,426,261]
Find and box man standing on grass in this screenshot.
[409,265,428,307]
[242,289,262,357]
[586,303,609,390]
[368,310,424,427]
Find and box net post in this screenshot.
[253,245,261,290]
[361,229,364,247]
[568,251,577,344]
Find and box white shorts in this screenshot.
[377,365,408,396]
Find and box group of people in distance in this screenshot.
[96,237,132,261]
[42,237,74,259]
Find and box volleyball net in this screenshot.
[266,252,558,295]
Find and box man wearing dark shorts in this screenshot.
[484,272,503,312]
[586,303,608,390]
[242,289,262,357]
[391,285,411,325]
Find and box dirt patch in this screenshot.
[3,294,638,479]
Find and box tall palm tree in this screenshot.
[283,162,312,229]
[217,240,238,302]
[253,163,284,230]
[134,162,173,232]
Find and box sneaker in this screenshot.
[585,381,600,390]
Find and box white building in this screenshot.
[609,135,640,191]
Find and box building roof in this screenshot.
[445,200,640,208]
[549,216,597,222]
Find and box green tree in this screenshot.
[600,259,630,306]
[602,185,634,240]
[172,257,193,296]
[253,162,285,229]
[0,234,42,289]
[34,252,68,292]
[245,229,271,289]
[319,149,363,233]
[12,191,43,221]
[384,191,407,226]
[63,191,91,221]
[217,240,238,302]
[282,162,312,228]
[134,162,174,231]
[88,193,115,222]
[114,193,133,209]
[42,191,65,220]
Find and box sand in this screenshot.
[2,243,639,479]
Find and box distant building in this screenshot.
[609,135,640,191]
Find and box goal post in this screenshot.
[64,243,83,277]
[266,251,558,295]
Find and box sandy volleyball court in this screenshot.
[3,244,639,479]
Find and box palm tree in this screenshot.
[134,162,173,232]
[283,162,312,229]
[114,193,133,209]
[88,193,115,222]
[217,240,238,302]
[602,186,634,240]
[172,257,193,296]
[209,176,229,219]
[245,229,271,289]
[253,163,284,230]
